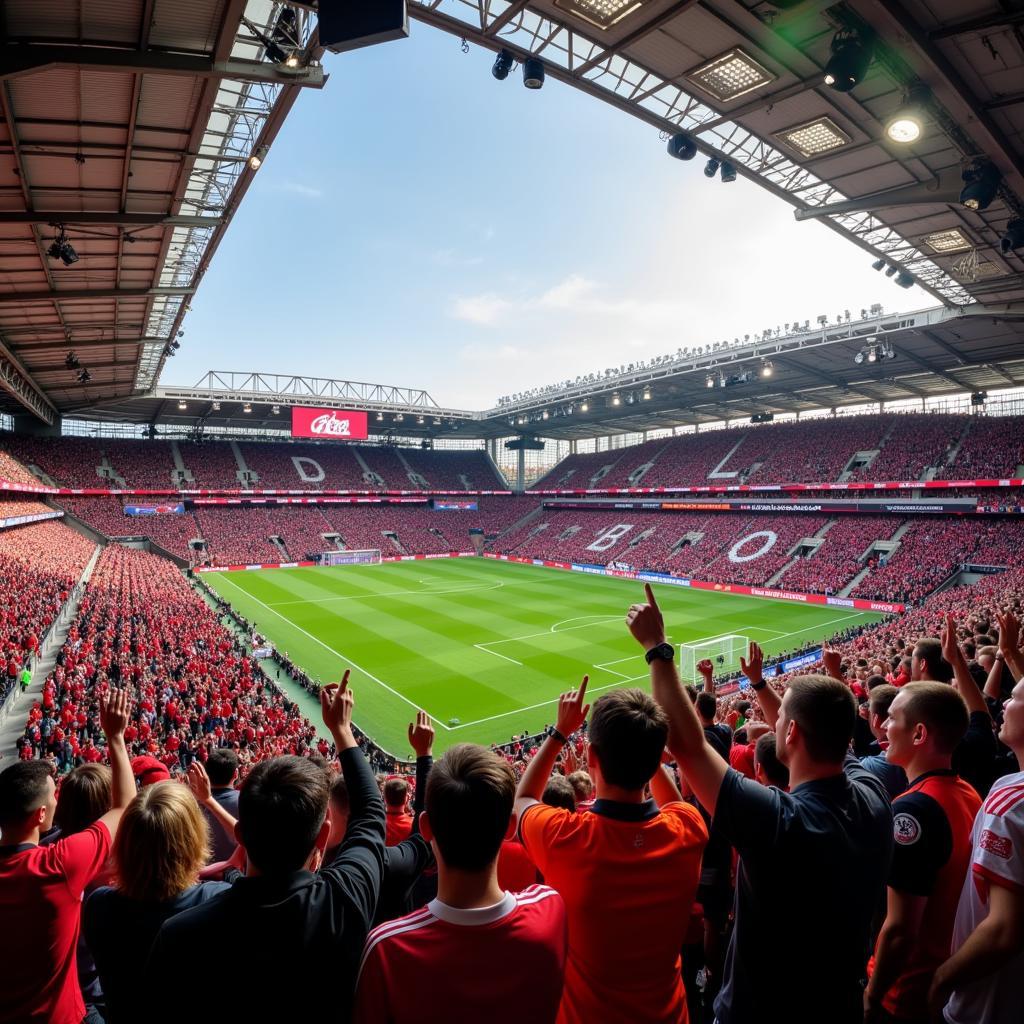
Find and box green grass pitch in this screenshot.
[202,559,884,756]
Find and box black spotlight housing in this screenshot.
[719,161,737,183]
[959,159,1001,212]
[492,48,514,81]
[47,225,78,266]
[704,158,720,178]
[872,258,886,271]
[65,351,79,369]
[522,57,544,89]
[667,132,697,161]
[823,30,873,92]
[895,269,915,289]
[884,264,897,277]
[1000,218,1024,255]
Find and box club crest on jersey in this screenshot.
[893,813,920,846]
[980,829,1012,860]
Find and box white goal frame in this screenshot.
[322,549,382,566]
[679,634,749,686]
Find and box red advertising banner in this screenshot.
[290,407,369,441]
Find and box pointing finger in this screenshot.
[644,583,659,610]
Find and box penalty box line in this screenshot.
[210,573,453,732]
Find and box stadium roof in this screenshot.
[411,0,1024,308]
[2,0,1023,438]
[0,0,326,425]
[71,304,1024,440]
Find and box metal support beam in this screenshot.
[0,339,58,424]
[573,1,698,78]
[0,286,194,304]
[484,1,532,37]
[0,212,221,227]
[929,9,1024,40]
[793,171,960,221]
[0,45,327,88]
[15,336,164,353]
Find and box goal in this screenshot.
[322,549,382,566]
[679,634,749,686]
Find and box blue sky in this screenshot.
[168,24,932,410]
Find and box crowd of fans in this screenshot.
[7,534,1023,1023]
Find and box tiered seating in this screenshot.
[322,505,458,555]
[533,448,628,489]
[777,516,901,594]
[0,519,94,703]
[260,505,333,560]
[699,515,831,585]
[57,498,201,561]
[0,499,53,518]
[401,449,503,490]
[193,506,281,564]
[745,416,888,483]
[359,446,414,487]
[102,440,178,489]
[0,447,42,486]
[179,441,242,488]
[851,414,967,482]
[238,442,368,489]
[936,415,1024,479]
[3,436,108,487]
[850,518,981,603]
[19,544,326,773]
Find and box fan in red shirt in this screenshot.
[383,776,413,846]
[355,743,567,1024]
[0,689,134,1024]
[515,675,707,1024]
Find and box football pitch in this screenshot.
[202,559,884,755]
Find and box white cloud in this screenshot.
[451,293,511,325]
[538,274,598,309]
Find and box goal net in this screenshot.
[322,549,382,566]
[679,635,748,687]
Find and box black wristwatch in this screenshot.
[750,679,768,692]
[545,725,567,745]
[645,642,675,665]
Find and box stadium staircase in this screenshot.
[351,448,385,487]
[97,455,127,488]
[0,543,101,762]
[942,419,974,471]
[483,450,509,488]
[229,441,258,486]
[765,519,836,586]
[169,441,195,486]
[392,448,429,489]
[838,521,915,597]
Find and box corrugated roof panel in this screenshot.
[80,71,134,124]
[149,0,226,53]
[82,0,146,45]
[8,68,82,120]
[4,0,81,38]
[135,75,205,131]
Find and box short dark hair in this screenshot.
[898,682,969,755]
[329,774,349,816]
[913,637,953,682]
[695,692,717,722]
[205,749,239,787]
[383,777,409,809]
[865,674,888,692]
[869,684,899,721]
[785,674,856,764]
[588,689,668,790]
[754,733,789,789]
[425,744,515,872]
[542,775,576,811]
[238,756,329,874]
[0,761,54,828]
[55,764,111,835]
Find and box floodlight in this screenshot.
[705,374,715,388]
[823,30,873,92]
[542,409,549,419]
[272,405,281,415]
[243,403,252,413]
[760,361,773,378]
[885,264,897,277]
[704,158,720,178]
[719,161,737,183]
[642,387,651,400]
[872,258,885,271]
[178,400,188,411]
[212,402,221,412]
[895,269,915,289]
[667,133,697,161]
[611,393,621,406]
[65,352,79,369]
[854,350,865,365]
[1001,218,1024,255]
[580,401,589,412]
[492,49,514,81]
[77,369,91,384]
[884,84,930,144]
[523,58,545,89]
[47,225,78,266]
[867,346,878,363]
[960,159,1001,212]
[377,412,384,421]
[248,145,269,170]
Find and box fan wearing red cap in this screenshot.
[131,756,171,788]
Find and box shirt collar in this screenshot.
[591,798,660,822]
[0,843,37,857]
[908,768,956,786]
[428,892,516,926]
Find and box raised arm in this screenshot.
[742,641,781,731]
[697,659,715,696]
[514,677,589,822]
[650,761,683,807]
[628,584,728,815]
[186,761,238,840]
[996,609,1024,683]
[407,710,434,836]
[942,613,990,719]
[97,688,135,839]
